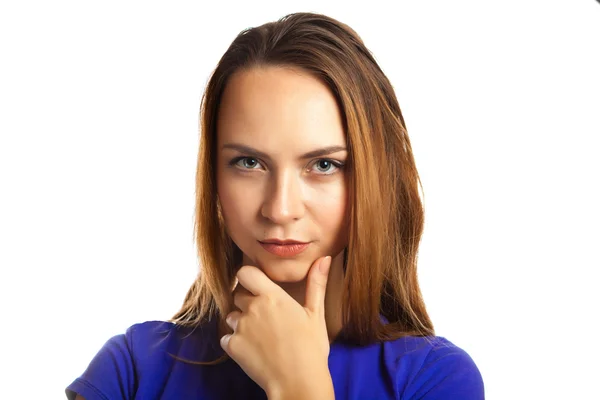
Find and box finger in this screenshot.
[232,280,253,297]
[220,332,241,357]
[236,265,279,296]
[233,286,254,312]
[220,333,232,352]
[220,332,243,362]
[225,310,242,331]
[304,256,331,314]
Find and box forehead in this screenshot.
[216,66,345,148]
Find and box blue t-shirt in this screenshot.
[66,317,484,399]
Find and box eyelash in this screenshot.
[228,156,345,176]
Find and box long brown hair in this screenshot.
[168,11,434,365]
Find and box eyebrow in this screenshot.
[221,143,347,160]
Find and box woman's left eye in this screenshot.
[311,159,343,175]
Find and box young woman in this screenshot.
[66,12,484,400]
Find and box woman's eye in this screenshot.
[230,156,343,175]
[311,159,343,175]
[232,157,262,169]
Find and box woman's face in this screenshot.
[216,66,349,283]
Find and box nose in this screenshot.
[261,169,305,224]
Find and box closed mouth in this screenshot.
[259,239,309,245]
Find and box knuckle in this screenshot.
[236,265,253,277]
[237,265,249,274]
[313,280,327,290]
[227,334,241,353]
[265,293,280,308]
[234,315,246,331]
[246,301,260,316]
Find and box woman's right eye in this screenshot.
[230,157,262,170]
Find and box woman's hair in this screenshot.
[168,11,434,365]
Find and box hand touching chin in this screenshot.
[256,259,314,283]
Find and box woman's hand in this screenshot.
[220,255,334,399]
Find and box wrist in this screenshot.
[266,370,334,400]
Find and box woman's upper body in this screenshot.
[66,317,484,400]
[66,12,486,399]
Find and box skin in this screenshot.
[215,65,350,398]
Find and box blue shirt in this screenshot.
[66,318,484,399]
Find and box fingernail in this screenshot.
[220,334,231,348]
[320,256,332,274]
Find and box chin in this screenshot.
[256,259,312,283]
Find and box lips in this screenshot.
[260,239,308,245]
[259,240,310,257]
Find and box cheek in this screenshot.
[217,175,260,233]
[310,181,349,241]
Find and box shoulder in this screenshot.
[385,335,484,399]
[123,320,177,358]
[65,320,169,400]
[65,320,218,400]
[123,319,223,371]
[96,320,178,367]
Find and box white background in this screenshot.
[1,0,599,398]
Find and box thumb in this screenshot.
[304,256,332,314]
